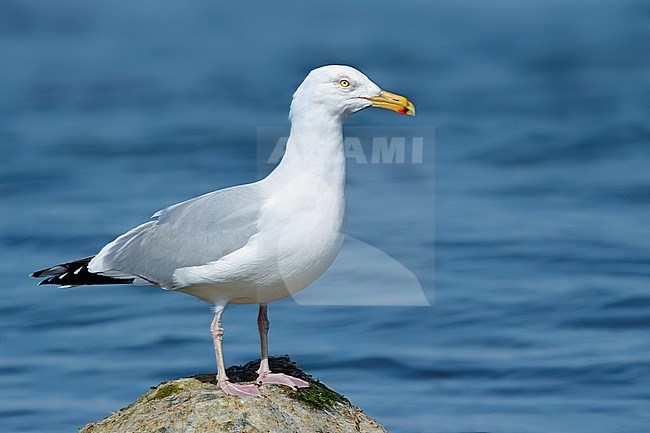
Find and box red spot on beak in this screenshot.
[397,107,408,115]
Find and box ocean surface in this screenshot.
[1,1,648,432]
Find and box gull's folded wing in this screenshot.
[88,183,265,289]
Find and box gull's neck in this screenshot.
[268,105,346,187]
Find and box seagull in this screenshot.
[30,65,415,397]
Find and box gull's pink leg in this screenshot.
[211,304,260,397]
[255,303,309,389]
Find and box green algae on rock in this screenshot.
[151,383,184,400]
[288,379,349,409]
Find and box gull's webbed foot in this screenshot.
[256,372,309,390]
[218,380,260,397]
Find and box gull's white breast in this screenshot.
[173,163,345,305]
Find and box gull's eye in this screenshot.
[338,78,351,88]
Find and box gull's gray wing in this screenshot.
[88,183,265,289]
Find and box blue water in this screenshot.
[1,1,649,432]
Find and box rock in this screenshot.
[78,356,387,433]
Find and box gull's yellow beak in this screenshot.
[365,90,415,116]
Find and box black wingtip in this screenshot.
[32,256,134,287]
[39,276,61,285]
[30,269,46,278]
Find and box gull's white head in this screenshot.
[290,65,415,122]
